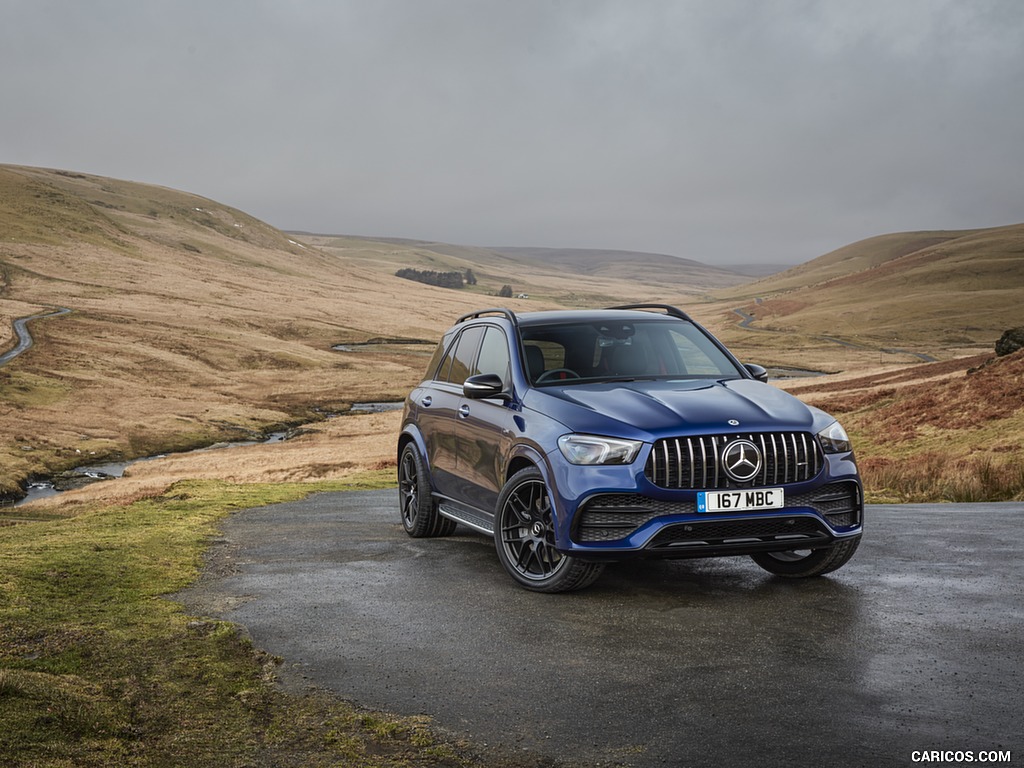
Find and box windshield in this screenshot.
[520,318,744,386]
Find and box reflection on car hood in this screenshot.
[526,378,818,439]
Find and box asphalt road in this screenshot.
[178,490,1023,767]
[0,307,71,368]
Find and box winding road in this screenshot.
[0,307,72,367]
[733,305,937,362]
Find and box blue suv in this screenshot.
[397,305,862,592]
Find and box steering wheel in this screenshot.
[536,368,581,383]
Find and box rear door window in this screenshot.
[445,326,484,385]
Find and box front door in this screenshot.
[455,325,514,513]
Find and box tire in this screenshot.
[493,467,604,593]
[750,536,861,578]
[397,443,456,538]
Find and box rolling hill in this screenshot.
[297,234,750,305]
[0,165,755,499]
[475,245,748,289]
[716,224,1024,352]
[0,165,544,497]
[2,164,1022,505]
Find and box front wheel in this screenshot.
[494,467,603,592]
[750,536,860,578]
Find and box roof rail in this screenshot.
[455,308,520,326]
[606,303,693,321]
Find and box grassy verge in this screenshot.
[0,475,538,768]
[859,452,1024,504]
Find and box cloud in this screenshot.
[2,0,1022,263]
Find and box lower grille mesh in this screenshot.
[574,482,861,543]
[646,517,831,550]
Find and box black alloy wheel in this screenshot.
[398,443,455,538]
[494,467,603,592]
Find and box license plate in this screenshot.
[697,488,785,513]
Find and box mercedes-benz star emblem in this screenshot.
[722,439,762,482]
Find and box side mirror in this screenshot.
[463,373,509,400]
[744,364,769,383]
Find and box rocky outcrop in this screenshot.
[995,327,1024,357]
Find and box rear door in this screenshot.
[421,325,484,499]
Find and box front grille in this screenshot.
[645,432,822,490]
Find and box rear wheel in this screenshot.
[750,536,860,577]
[494,467,603,592]
[398,443,456,537]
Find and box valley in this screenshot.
[2,164,1022,508]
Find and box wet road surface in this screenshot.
[178,491,1023,767]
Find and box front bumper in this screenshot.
[546,452,863,560]
[571,481,862,560]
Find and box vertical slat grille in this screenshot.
[645,432,822,490]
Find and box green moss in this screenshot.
[1,475,540,767]
[0,371,71,408]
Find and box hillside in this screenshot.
[716,224,1024,354]
[1,166,762,501]
[299,234,749,304]
[0,166,545,498]
[3,165,1022,506]
[782,350,1024,502]
[487,246,749,289]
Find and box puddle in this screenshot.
[332,338,433,353]
[350,402,404,413]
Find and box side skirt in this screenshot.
[437,500,495,536]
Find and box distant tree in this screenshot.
[498,284,513,298]
[464,268,477,286]
[395,267,465,289]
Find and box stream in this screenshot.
[7,402,403,508]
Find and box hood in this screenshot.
[524,378,821,440]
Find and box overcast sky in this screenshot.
[2,1,1022,264]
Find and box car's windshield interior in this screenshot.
[521,319,742,385]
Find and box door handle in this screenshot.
[458,404,470,418]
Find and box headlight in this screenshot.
[557,434,643,465]
[817,421,853,454]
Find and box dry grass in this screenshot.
[718,223,1024,349]
[783,351,1024,502]
[0,165,540,496]
[3,164,1022,506]
[859,452,1024,503]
